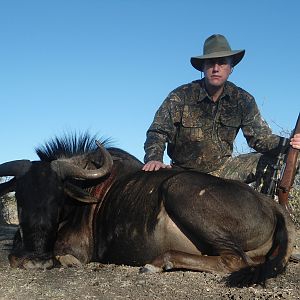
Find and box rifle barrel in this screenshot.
[277,113,300,208]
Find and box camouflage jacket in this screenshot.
[144,79,283,172]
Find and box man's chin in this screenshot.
[207,79,226,87]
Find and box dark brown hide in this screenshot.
[0,137,295,288]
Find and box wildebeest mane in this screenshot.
[35,132,113,162]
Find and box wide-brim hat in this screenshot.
[190,34,245,72]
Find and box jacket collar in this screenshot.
[197,78,230,103]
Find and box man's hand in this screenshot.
[290,133,300,150]
[142,160,172,171]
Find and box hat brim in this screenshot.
[190,50,245,72]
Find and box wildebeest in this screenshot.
[0,133,295,287]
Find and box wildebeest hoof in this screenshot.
[163,261,174,271]
[139,264,162,273]
[55,254,82,267]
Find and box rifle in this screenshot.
[277,113,300,211]
[265,138,289,198]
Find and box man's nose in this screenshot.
[212,63,220,71]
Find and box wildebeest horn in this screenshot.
[0,160,32,178]
[51,141,113,180]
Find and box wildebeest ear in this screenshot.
[64,182,99,203]
[0,178,17,197]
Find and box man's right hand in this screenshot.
[142,161,172,171]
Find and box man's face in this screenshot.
[203,57,232,88]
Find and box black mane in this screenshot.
[35,132,112,162]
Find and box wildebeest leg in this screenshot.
[54,226,94,267]
[54,224,93,267]
[54,205,96,267]
[140,250,258,274]
[148,173,277,275]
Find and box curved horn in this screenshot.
[64,182,99,203]
[51,141,113,180]
[0,160,32,178]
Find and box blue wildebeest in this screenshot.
[0,133,295,287]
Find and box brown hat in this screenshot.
[190,34,245,71]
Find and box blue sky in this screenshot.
[0,0,299,164]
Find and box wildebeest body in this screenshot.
[95,170,279,266]
[0,133,295,287]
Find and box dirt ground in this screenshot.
[0,225,299,300]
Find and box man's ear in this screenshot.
[230,67,234,74]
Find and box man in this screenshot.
[143,34,300,188]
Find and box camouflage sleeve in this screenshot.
[241,97,284,155]
[144,93,181,163]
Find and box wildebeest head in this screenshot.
[0,136,113,269]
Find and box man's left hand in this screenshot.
[290,133,300,150]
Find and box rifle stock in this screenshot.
[277,113,300,210]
